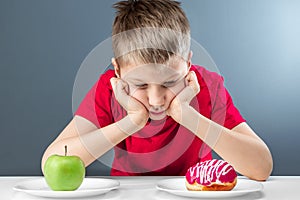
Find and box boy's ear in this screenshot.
[187,51,193,70]
[111,58,120,78]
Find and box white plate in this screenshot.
[156,178,263,198]
[13,177,119,198]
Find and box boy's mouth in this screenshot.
[150,111,165,116]
[149,110,167,121]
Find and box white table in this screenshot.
[1,176,299,199]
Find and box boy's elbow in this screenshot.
[249,156,273,181]
[41,153,47,175]
[250,168,272,182]
[41,148,51,175]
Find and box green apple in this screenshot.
[44,145,85,191]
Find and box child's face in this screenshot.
[119,58,189,120]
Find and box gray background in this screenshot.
[1,0,299,176]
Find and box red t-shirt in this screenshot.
[75,65,245,175]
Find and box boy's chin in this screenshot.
[149,113,167,121]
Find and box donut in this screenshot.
[185,159,237,191]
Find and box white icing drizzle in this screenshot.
[189,159,233,184]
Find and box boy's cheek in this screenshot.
[127,85,146,103]
[169,79,186,95]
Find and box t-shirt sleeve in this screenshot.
[74,71,114,128]
[211,76,246,129]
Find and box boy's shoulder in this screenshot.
[191,65,223,87]
[96,69,116,89]
[100,69,116,80]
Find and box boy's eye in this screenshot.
[163,81,177,87]
[133,80,178,89]
[135,84,148,89]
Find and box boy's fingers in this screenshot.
[176,71,200,103]
[110,78,131,110]
[185,71,200,94]
[177,85,195,103]
[110,77,117,92]
[115,78,127,95]
[110,77,127,95]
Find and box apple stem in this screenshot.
[65,145,67,156]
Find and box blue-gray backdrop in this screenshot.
[1,0,299,176]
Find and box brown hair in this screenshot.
[112,0,191,66]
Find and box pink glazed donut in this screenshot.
[185,159,237,191]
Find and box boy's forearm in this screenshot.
[41,116,139,173]
[180,106,223,148]
[181,106,273,181]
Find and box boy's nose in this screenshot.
[148,86,165,107]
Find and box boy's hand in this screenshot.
[167,71,200,124]
[110,77,149,134]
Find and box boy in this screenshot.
[42,0,272,180]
